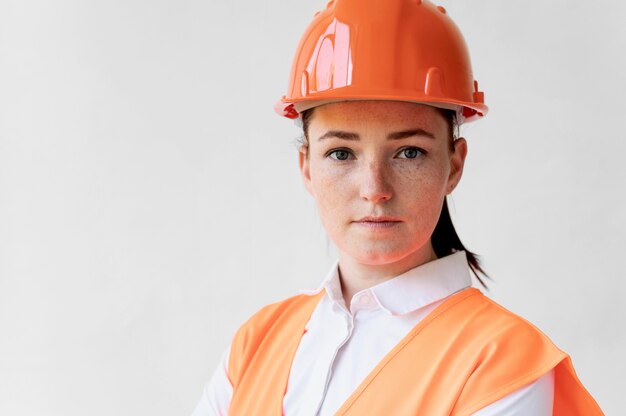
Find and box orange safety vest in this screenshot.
[227,287,603,415]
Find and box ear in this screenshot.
[446,137,467,195]
[299,146,315,196]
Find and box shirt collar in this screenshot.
[298,250,472,316]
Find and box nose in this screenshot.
[360,160,393,204]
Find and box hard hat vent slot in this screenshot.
[316,38,335,91]
[424,67,445,97]
[301,71,310,96]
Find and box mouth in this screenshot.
[353,216,402,230]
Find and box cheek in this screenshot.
[308,163,353,228]
[389,161,450,237]
[393,159,448,197]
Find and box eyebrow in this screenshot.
[317,128,436,141]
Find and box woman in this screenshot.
[192,1,603,414]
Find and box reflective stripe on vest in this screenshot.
[227,287,603,415]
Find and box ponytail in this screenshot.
[432,197,491,290]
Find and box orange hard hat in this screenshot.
[274,0,487,124]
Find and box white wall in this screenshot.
[0,0,623,414]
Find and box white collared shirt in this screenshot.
[192,251,554,415]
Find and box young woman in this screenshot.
[192,1,603,414]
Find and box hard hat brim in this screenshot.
[275,96,488,124]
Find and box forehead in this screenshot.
[309,100,448,136]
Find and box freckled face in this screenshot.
[299,100,466,265]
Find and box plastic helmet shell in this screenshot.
[274,0,487,124]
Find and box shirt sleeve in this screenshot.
[470,368,555,415]
[190,344,233,416]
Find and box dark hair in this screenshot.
[299,105,492,290]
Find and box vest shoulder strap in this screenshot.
[228,291,324,414]
[334,289,603,416]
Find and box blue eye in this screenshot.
[328,149,352,161]
[397,147,424,159]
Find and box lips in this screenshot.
[355,216,401,222]
[353,217,401,230]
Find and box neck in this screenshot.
[338,242,438,309]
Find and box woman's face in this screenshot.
[299,100,467,266]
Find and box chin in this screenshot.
[343,242,414,265]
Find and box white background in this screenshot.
[1,0,624,414]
